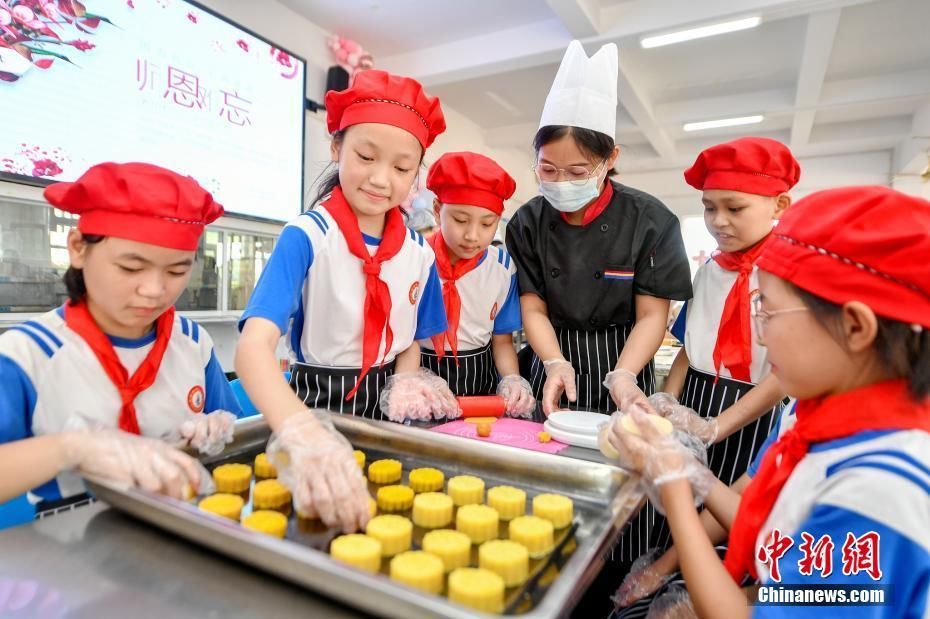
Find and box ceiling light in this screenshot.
[641,17,762,49]
[683,115,764,132]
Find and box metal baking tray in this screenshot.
[87,416,644,618]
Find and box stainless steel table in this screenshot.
[0,423,637,619]
[0,501,367,618]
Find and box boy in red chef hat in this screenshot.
[420,151,535,418]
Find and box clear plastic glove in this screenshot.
[497,375,536,419]
[648,393,719,445]
[379,368,461,422]
[603,368,652,415]
[167,410,237,456]
[266,410,369,532]
[606,408,715,515]
[612,550,674,608]
[60,429,214,499]
[541,359,576,416]
[646,585,697,619]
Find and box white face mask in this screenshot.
[537,160,606,213]
[539,176,600,212]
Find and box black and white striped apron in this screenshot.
[289,360,395,420]
[34,492,96,520]
[648,365,781,552]
[526,323,657,567]
[526,323,656,416]
[420,342,497,397]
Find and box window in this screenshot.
[0,198,279,319]
[227,232,275,310]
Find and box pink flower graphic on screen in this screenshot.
[236,39,249,52]
[3,144,70,178]
[0,0,114,82]
[187,12,197,24]
[270,46,299,79]
[32,158,62,177]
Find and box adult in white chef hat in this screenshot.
[504,39,693,606]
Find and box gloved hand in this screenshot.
[266,410,370,532]
[496,375,536,419]
[606,408,715,515]
[541,359,576,416]
[648,393,719,446]
[60,428,214,499]
[379,368,461,422]
[603,368,651,415]
[612,550,674,608]
[170,410,237,456]
[646,585,697,619]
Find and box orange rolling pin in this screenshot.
[456,396,506,418]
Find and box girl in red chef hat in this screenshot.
[419,151,535,417]
[0,162,240,516]
[607,185,930,618]
[235,70,457,533]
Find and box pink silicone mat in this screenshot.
[430,418,570,454]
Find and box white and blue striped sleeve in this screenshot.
[0,353,36,443]
[753,450,930,618]
[238,224,314,335]
[493,273,522,335]
[414,261,448,341]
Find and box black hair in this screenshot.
[307,127,427,210]
[63,234,105,303]
[533,125,618,177]
[794,285,930,399]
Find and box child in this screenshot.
[0,162,239,515]
[235,70,455,532]
[419,151,535,417]
[608,185,930,617]
[650,137,800,550]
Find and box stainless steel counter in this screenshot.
[0,502,365,618]
[0,422,638,619]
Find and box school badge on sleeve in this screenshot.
[408,281,420,304]
[187,385,205,413]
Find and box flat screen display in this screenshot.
[0,0,306,221]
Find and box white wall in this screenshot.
[619,149,894,219]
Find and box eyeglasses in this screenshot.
[750,293,809,338]
[533,159,606,185]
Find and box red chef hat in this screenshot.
[427,152,516,215]
[685,137,801,197]
[325,69,446,149]
[44,162,224,251]
[758,185,930,328]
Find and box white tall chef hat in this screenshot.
[538,40,619,140]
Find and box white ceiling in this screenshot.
[281,0,930,179]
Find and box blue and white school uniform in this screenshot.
[419,245,521,396]
[240,207,447,419]
[749,413,930,617]
[0,308,240,509]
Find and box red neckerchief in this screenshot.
[428,230,483,360]
[711,233,771,382]
[64,300,175,435]
[560,180,614,226]
[724,379,930,582]
[322,186,407,400]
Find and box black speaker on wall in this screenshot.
[326,65,350,93]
